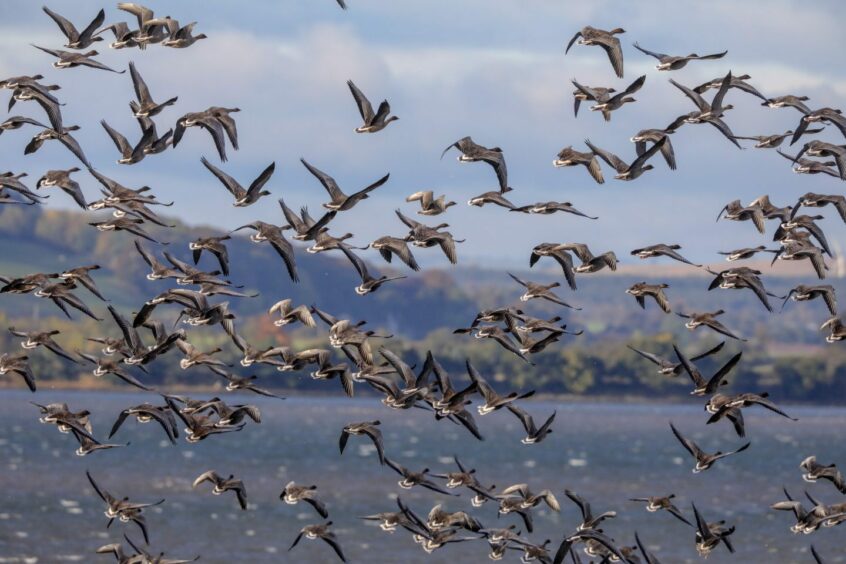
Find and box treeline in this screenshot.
[2,309,844,404]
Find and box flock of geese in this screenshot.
[0,3,844,563]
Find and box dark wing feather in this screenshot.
[347,80,374,123]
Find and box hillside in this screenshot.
[0,205,844,401]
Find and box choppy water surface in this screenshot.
[1,390,844,563]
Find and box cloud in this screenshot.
[0,0,844,268]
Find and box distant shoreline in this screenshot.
[4,381,845,408]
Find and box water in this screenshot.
[0,390,844,563]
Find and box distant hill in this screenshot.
[0,205,479,338]
[1,205,844,401]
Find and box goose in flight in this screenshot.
[442,136,510,193]
[633,42,726,70]
[553,529,629,563]
[115,3,167,44]
[626,282,671,313]
[571,81,616,117]
[668,74,742,148]
[338,243,406,295]
[467,360,534,414]
[571,249,618,274]
[405,190,456,215]
[508,273,580,310]
[268,299,316,328]
[500,484,561,513]
[0,115,49,136]
[31,45,124,73]
[7,85,64,131]
[507,405,556,444]
[384,458,457,496]
[565,26,625,78]
[512,201,597,219]
[128,61,177,117]
[209,367,284,399]
[762,94,812,114]
[1,175,48,205]
[552,146,604,184]
[96,21,143,50]
[0,353,36,392]
[731,129,821,149]
[189,235,231,276]
[782,284,836,316]
[631,244,699,266]
[8,327,77,363]
[347,79,399,133]
[677,310,746,341]
[564,489,618,532]
[101,119,156,165]
[155,17,208,48]
[368,236,421,271]
[25,125,91,167]
[585,137,667,181]
[231,221,299,282]
[301,158,390,211]
[426,503,483,532]
[135,240,181,280]
[33,280,102,321]
[175,339,229,370]
[278,198,337,241]
[339,420,385,465]
[693,73,766,101]
[173,108,236,161]
[281,481,329,518]
[630,125,679,170]
[800,456,846,494]
[118,534,200,564]
[777,149,841,177]
[42,6,105,49]
[530,243,575,288]
[692,503,736,557]
[87,470,164,544]
[405,190,456,216]
[627,341,725,376]
[716,199,766,234]
[628,494,693,526]
[36,167,87,209]
[674,344,742,396]
[193,470,248,510]
[718,246,778,262]
[791,107,846,145]
[572,75,645,121]
[91,216,164,244]
[792,192,846,223]
[771,487,846,534]
[670,422,750,473]
[77,353,151,390]
[772,240,829,280]
[109,403,179,444]
[791,140,846,180]
[706,392,797,437]
[289,522,346,562]
[165,397,245,443]
[202,157,275,207]
[706,266,783,311]
[58,264,106,301]
[396,209,464,264]
[467,190,518,210]
[821,316,846,343]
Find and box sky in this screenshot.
[0,0,844,269]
